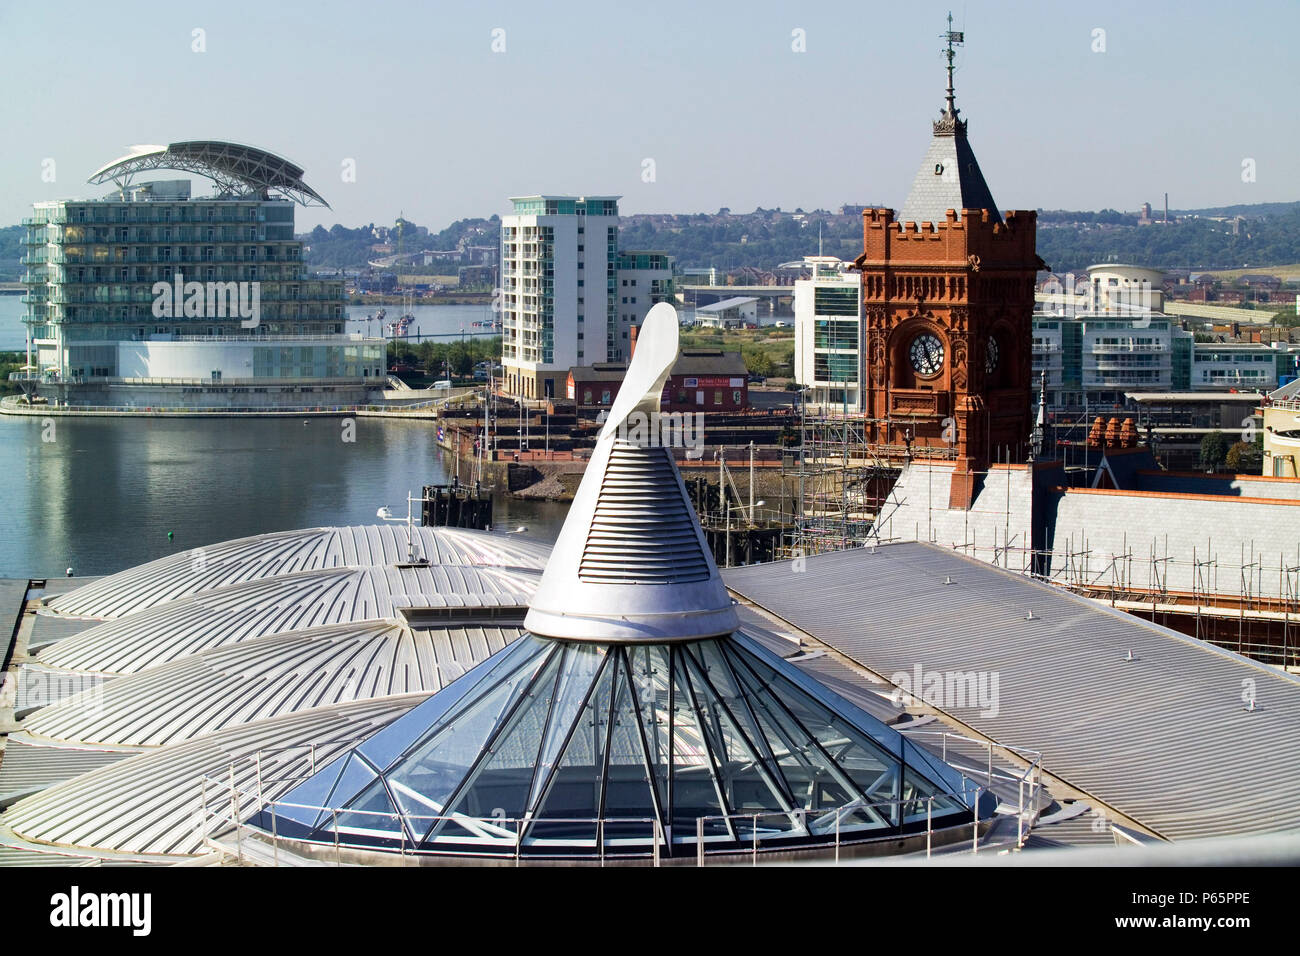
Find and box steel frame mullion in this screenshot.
[619,646,670,850]
[724,644,888,828]
[418,642,563,846]
[680,642,797,815]
[673,647,740,843]
[522,651,612,847]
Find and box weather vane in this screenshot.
[943,12,964,116]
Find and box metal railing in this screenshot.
[195,744,1007,866]
[906,730,1045,850]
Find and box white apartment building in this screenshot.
[499,195,670,400]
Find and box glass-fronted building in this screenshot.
[16,142,385,409]
[794,257,863,410]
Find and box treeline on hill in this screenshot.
[386,336,500,376]
[7,200,1299,281]
[1036,207,1300,273]
[294,204,1300,276]
[300,216,500,269]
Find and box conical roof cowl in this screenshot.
[524,303,739,642]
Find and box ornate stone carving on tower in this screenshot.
[852,16,1046,510]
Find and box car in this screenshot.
[432,379,453,389]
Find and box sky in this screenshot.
[2,0,1297,231]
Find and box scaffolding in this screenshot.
[779,409,951,559]
[775,410,1300,667]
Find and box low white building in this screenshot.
[694,295,758,329]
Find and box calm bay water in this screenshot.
[0,414,568,578]
[0,298,564,579]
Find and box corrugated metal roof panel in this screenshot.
[0,739,130,807]
[724,542,1300,841]
[45,525,551,619]
[34,564,538,677]
[3,695,422,857]
[22,621,524,748]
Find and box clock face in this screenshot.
[909,332,944,376]
[985,337,1000,374]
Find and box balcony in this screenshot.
[1090,343,1166,353]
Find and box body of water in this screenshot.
[0,414,568,579]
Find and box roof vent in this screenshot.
[524,304,738,643]
[578,443,710,584]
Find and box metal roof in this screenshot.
[1045,488,1300,599]
[88,141,330,207]
[46,525,550,619]
[0,739,129,808]
[723,542,1300,841]
[26,614,98,652]
[696,296,759,312]
[21,621,524,749]
[34,564,539,677]
[2,695,424,858]
[13,663,105,715]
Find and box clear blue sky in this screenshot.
[3,0,1296,230]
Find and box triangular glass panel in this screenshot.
[332,778,403,847]
[527,644,607,811]
[600,654,662,847]
[679,644,798,837]
[623,643,673,816]
[382,644,555,834]
[726,639,901,825]
[669,647,730,839]
[427,644,564,847]
[527,649,616,848]
[356,634,551,772]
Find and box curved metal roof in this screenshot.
[22,621,524,748]
[88,140,330,207]
[46,525,550,620]
[35,564,539,677]
[2,695,424,858]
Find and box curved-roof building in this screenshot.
[33,563,539,678]
[21,620,524,749]
[88,141,330,207]
[2,696,425,859]
[46,525,550,620]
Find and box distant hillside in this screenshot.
[6,198,1280,280]
[1036,207,1300,273]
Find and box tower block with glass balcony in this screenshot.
[852,21,1044,509]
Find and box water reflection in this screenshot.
[0,416,567,578]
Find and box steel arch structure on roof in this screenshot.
[87,140,329,207]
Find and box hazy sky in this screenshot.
[3,0,1296,230]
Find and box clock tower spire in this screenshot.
[853,16,1045,510]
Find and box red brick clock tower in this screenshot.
[852,22,1045,509]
